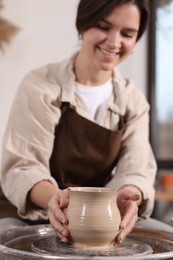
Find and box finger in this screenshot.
[59,189,69,208]
[116,210,138,244]
[54,207,68,225]
[48,210,70,238]
[50,189,69,209]
[116,215,137,244]
[117,188,141,203]
[115,202,138,244]
[56,231,69,243]
[48,198,68,225]
[121,200,138,225]
[131,192,141,201]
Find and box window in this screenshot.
[148,0,173,169]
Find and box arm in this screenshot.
[1,67,62,220]
[106,81,157,218]
[28,180,58,209]
[106,79,157,244]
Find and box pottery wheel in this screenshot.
[31,235,153,257]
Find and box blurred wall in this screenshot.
[0,0,148,163]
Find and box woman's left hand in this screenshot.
[115,185,142,245]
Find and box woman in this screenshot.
[0,0,156,244]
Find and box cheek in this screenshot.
[123,40,136,53]
[83,28,106,43]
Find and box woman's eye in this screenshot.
[122,30,137,39]
[122,32,133,38]
[96,24,110,31]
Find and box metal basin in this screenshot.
[0,224,173,259]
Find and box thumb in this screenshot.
[130,192,141,201]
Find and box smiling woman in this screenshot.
[0,0,157,248]
[75,3,140,81]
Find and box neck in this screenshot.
[74,52,112,86]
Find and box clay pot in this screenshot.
[66,187,121,248]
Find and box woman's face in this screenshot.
[80,3,140,72]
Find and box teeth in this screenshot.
[99,48,116,57]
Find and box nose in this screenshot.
[106,30,121,49]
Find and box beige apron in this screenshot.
[0,102,125,218]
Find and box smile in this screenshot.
[98,47,119,58]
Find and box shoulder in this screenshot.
[114,69,149,109]
[22,55,74,91]
[16,54,76,106]
[112,69,150,121]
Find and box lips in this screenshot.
[98,47,120,58]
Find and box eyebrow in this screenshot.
[100,18,139,33]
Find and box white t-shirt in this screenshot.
[74,78,113,123]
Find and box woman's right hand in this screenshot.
[47,189,70,243]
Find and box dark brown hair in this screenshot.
[76,0,149,41]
